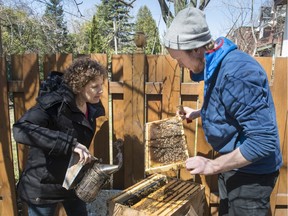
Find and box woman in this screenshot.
[13,57,108,216]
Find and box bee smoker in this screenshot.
[75,162,120,203]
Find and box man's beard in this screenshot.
[191,57,205,73]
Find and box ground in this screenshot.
[86,189,122,216]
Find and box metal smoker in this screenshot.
[75,162,120,203]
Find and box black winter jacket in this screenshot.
[13,75,105,205]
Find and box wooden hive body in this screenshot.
[108,173,204,216]
[108,116,205,216]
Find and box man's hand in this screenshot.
[186,156,217,175]
[186,148,252,176]
[177,106,201,122]
[73,142,93,164]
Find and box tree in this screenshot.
[42,0,72,53]
[224,0,278,56]
[0,6,45,55]
[158,0,211,25]
[89,0,135,55]
[63,16,92,54]
[106,0,134,53]
[135,6,161,54]
[88,3,113,54]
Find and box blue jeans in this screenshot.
[218,170,279,216]
[27,198,87,216]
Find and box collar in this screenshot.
[204,37,237,82]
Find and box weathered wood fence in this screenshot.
[0,53,287,216]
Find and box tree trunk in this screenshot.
[0,21,3,56]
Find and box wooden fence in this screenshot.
[0,53,287,216]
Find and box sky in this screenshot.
[20,0,266,40]
[67,0,267,40]
[72,0,224,38]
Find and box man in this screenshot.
[163,7,282,215]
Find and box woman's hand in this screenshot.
[177,106,201,122]
[73,142,93,164]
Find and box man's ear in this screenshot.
[193,48,200,54]
[190,48,204,58]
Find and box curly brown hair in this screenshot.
[63,57,108,94]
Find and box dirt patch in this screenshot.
[86,189,122,216]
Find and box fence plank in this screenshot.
[147,55,162,81]
[146,55,163,123]
[91,54,110,164]
[123,54,134,188]
[122,54,146,187]
[181,68,215,215]
[111,55,125,189]
[161,55,181,119]
[0,57,18,216]
[109,81,123,94]
[8,81,24,92]
[43,54,73,78]
[254,57,273,83]
[11,54,40,173]
[181,83,202,95]
[269,57,288,215]
[131,53,145,182]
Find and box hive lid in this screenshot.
[145,116,189,174]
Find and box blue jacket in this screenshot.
[192,37,282,174]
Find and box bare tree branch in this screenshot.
[158,0,174,24]
[199,0,210,10]
[118,0,136,8]
[72,0,84,17]
[190,0,196,7]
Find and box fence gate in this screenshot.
[0,54,287,216]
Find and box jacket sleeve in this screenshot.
[13,104,74,156]
[219,66,279,162]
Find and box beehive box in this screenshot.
[108,173,204,216]
[108,116,204,216]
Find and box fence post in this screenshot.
[91,54,110,164]
[0,56,18,215]
[11,54,40,173]
[122,51,146,187]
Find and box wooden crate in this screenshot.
[108,173,205,216]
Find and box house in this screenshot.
[227,1,287,57]
[257,3,286,56]
[227,26,256,56]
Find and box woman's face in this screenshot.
[167,48,205,73]
[78,75,104,104]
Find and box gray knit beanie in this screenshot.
[163,7,212,50]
